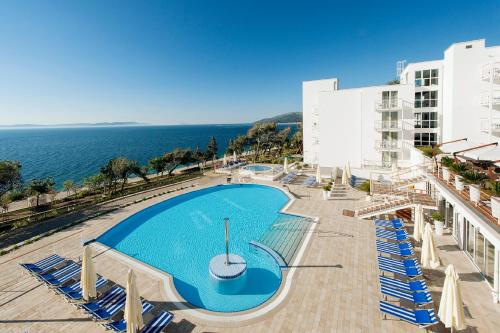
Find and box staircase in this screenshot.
[255,215,315,266]
[356,190,436,219]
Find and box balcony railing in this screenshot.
[480,90,500,106]
[374,120,401,131]
[480,118,500,133]
[375,99,401,111]
[375,140,401,150]
[481,62,500,81]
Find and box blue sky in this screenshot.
[0,0,499,125]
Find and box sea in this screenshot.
[0,124,297,189]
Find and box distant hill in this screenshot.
[255,112,302,124]
[0,122,145,128]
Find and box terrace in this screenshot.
[0,171,499,332]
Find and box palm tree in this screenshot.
[63,179,75,195]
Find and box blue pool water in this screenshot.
[245,165,272,172]
[97,184,293,312]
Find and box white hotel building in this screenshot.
[304,39,500,169]
[303,39,500,303]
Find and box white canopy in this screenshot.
[462,144,500,161]
[439,140,477,154]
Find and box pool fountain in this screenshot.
[209,218,247,294]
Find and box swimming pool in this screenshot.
[244,165,272,172]
[97,184,296,312]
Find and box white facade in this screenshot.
[303,39,500,170]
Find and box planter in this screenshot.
[455,176,464,191]
[469,184,481,205]
[442,167,450,182]
[327,191,332,198]
[491,197,500,220]
[322,190,329,200]
[434,221,444,236]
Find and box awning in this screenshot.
[461,144,500,160]
[439,140,477,154]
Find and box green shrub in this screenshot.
[461,170,487,184]
[450,162,469,174]
[440,156,454,167]
[431,211,444,222]
[486,181,500,196]
[358,181,371,193]
[322,184,331,191]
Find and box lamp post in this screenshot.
[224,217,229,265]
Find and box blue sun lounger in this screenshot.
[376,229,409,241]
[106,301,154,332]
[21,254,66,275]
[141,311,175,333]
[57,277,108,301]
[377,256,419,269]
[378,262,422,278]
[376,240,413,251]
[380,285,433,306]
[376,241,414,257]
[379,276,428,292]
[302,176,316,186]
[90,292,127,320]
[379,300,438,328]
[39,261,79,284]
[44,264,81,287]
[81,286,125,313]
[374,219,404,229]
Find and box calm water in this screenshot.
[0,124,296,188]
[97,184,291,312]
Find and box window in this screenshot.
[381,91,398,108]
[415,69,439,86]
[485,239,495,284]
[415,91,438,108]
[466,44,472,49]
[466,220,475,257]
[414,112,438,128]
[414,133,437,146]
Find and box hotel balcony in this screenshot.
[374,120,401,131]
[480,118,500,133]
[375,99,413,112]
[480,90,500,106]
[481,62,500,82]
[374,140,401,151]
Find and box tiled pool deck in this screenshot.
[0,175,499,332]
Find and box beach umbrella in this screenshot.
[124,269,144,333]
[315,166,321,183]
[413,204,423,242]
[341,167,348,185]
[223,154,227,166]
[438,264,466,331]
[81,246,96,301]
[283,157,288,174]
[421,223,440,269]
[346,161,352,179]
[233,151,237,162]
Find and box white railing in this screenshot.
[375,140,401,150]
[481,62,500,81]
[480,118,500,132]
[374,120,401,131]
[480,90,500,106]
[362,159,393,170]
[375,99,414,111]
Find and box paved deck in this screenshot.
[0,175,499,332]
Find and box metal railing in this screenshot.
[374,120,401,131]
[375,99,413,111]
[375,140,401,150]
